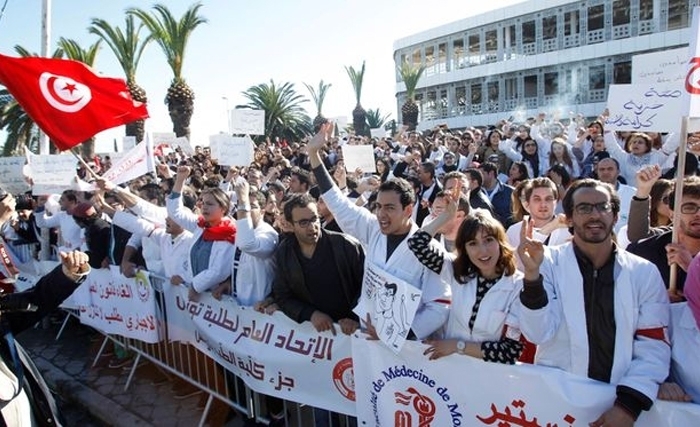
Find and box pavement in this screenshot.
[17,312,248,427]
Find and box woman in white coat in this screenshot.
[167,166,236,298]
[407,196,525,364]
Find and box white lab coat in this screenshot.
[167,195,234,293]
[322,186,451,339]
[34,210,83,251]
[506,220,571,271]
[669,302,700,404]
[231,215,278,307]
[519,243,670,402]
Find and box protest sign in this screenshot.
[170,136,195,156]
[78,267,160,343]
[231,109,265,135]
[355,263,421,353]
[342,145,376,174]
[209,135,254,166]
[605,84,683,132]
[370,128,386,139]
[122,136,136,151]
[26,153,77,195]
[0,156,30,195]
[100,140,155,186]
[352,338,700,427]
[632,47,687,85]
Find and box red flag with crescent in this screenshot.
[0,53,149,151]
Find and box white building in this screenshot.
[394,0,695,129]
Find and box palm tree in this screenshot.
[240,80,312,143]
[128,3,207,139]
[366,108,391,130]
[398,60,426,131]
[58,37,102,159]
[89,15,152,144]
[345,61,369,137]
[0,46,64,156]
[303,80,331,132]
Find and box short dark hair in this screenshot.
[435,191,470,215]
[61,190,78,203]
[479,162,498,175]
[291,169,311,189]
[139,183,166,206]
[378,178,415,208]
[523,177,558,201]
[283,193,316,222]
[464,168,483,187]
[420,162,436,179]
[562,179,620,218]
[668,176,700,210]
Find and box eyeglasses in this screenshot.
[680,203,700,214]
[293,215,319,228]
[574,202,613,215]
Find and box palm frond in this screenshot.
[344,61,366,105]
[58,38,102,66]
[397,60,426,100]
[89,15,152,81]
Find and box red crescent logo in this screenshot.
[686,57,700,95]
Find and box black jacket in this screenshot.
[627,230,684,291]
[272,229,364,323]
[2,265,83,426]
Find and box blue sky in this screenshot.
[0,0,521,152]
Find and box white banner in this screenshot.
[162,282,198,345]
[605,84,683,132]
[231,109,265,135]
[122,136,136,151]
[78,267,160,343]
[99,140,154,187]
[0,156,30,195]
[26,153,76,195]
[186,293,355,415]
[355,263,421,353]
[342,145,377,174]
[352,338,700,426]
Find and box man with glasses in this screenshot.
[272,193,364,335]
[518,179,670,427]
[628,175,700,295]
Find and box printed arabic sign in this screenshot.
[76,267,160,343]
[605,84,683,132]
[353,338,700,427]
[632,47,687,85]
[181,292,355,415]
[355,263,422,353]
[26,153,77,195]
[231,109,265,135]
[209,134,254,166]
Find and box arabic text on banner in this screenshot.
[77,267,160,343]
[352,337,700,427]
[183,292,355,415]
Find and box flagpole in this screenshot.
[669,116,689,296]
[38,0,51,155]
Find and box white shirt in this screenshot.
[670,302,700,404]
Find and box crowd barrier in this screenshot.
[37,266,700,427]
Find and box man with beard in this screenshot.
[627,176,700,296]
[517,179,670,427]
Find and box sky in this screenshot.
[0,0,524,152]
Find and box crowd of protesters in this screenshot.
[3,109,700,426]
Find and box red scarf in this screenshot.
[197,217,236,244]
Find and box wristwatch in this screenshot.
[237,204,251,212]
[456,340,466,355]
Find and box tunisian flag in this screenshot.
[0,53,149,151]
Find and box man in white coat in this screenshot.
[307,123,451,341]
[517,179,670,426]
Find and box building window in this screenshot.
[543,15,557,40]
[589,65,606,90]
[412,48,421,65]
[544,72,558,96]
[469,34,480,55]
[588,5,605,31]
[614,61,631,84]
[425,46,435,76]
[640,0,653,20]
[509,24,516,46]
[613,0,630,26]
[453,39,464,69]
[485,29,498,62]
[471,83,482,105]
[438,43,447,73]
[524,75,537,98]
[565,10,580,36]
[455,86,466,106]
[505,77,517,100]
[522,20,536,44]
[668,0,689,31]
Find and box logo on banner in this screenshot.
[134,270,150,303]
[686,57,700,95]
[370,365,463,426]
[394,387,436,426]
[332,358,355,401]
[39,72,92,112]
